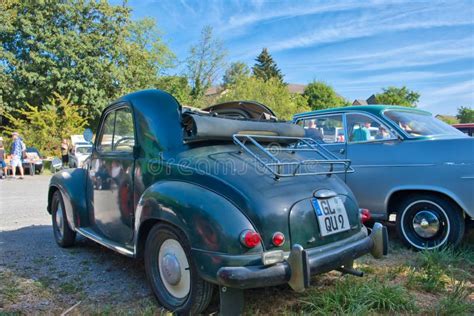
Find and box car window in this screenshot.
[384,110,465,138]
[346,113,396,143]
[297,114,345,144]
[98,112,115,152]
[113,107,135,152]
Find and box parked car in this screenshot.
[23,147,43,174]
[294,105,474,250]
[68,141,92,168]
[47,90,387,314]
[453,123,474,137]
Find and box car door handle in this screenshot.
[339,148,345,154]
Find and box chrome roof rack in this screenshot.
[232,134,354,180]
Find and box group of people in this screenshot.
[0,132,27,179]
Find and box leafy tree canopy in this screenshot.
[375,86,420,107]
[156,76,192,106]
[223,62,250,87]
[2,93,88,157]
[217,77,310,120]
[457,106,474,123]
[252,48,284,83]
[303,81,350,110]
[0,1,174,125]
[186,26,227,102]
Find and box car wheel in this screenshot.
[396,194,464,250]
[51,191,76,247]
[144,223,213,314]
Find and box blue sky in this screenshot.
[118,0,473,115]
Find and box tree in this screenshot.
[303,81,350,110]
[223,62,250,87]
[217,77,310,120]
[375,86,420,107]
[156,76,192,105]
[2,93,88,157]
[186,26,227,102]
[0,1,175,125]
[122,18,176,92]
[457,106,474,123]
[252,48,284,83]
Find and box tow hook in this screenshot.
[370,222,389,259]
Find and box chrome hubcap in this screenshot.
[55,204,64,238]
[413,210,440,238]
[161,254,181,285]
[158,239,190,299]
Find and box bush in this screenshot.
[2,93,88,157]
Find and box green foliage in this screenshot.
[156,76,192,105]
[375,86,420,107]
[299,276,415,315]
[435,281,473,315]
[437,115,459,125]
[186,26,227,101]
[2,93,88,157]
[457,106,474,123]
[217,77,310,120]
[252,48,284,83]
[0,1,174,125]
[223,62,250,87]
[303,81,349,110]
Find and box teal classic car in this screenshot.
[47,90,387,314]
[294,105,474,250]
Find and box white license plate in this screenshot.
[312,197,350,236]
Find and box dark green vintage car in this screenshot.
[47,90,388,314]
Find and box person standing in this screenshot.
[61,138,70,167]
[10,132,25,179]
[0,140,7,179]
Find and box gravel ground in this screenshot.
[0,175,157,314]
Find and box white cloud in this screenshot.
[270,10,473,52]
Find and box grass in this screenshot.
[434,281,474,315]
[297,276,416,315]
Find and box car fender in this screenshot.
[134,180,262,255]
[48,168,90,229]
[385,184,473,218]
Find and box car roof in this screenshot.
[293,105,432,119]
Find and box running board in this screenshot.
[76,227,135,257]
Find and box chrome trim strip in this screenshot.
[76,228,135,257]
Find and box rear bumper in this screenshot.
[217,222,388,291]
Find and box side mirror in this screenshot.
[83,128,93,143]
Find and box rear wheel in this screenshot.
[396,194,464,250]
[51,191,76,247]
[144,223,213,314]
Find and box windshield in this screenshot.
[76,146,92,154]
[384,110,465,138]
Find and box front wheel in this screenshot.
[144,223,213,314]
[51,191,76,247]
[396,194,464,250]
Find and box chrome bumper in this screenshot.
[217,223,388,291]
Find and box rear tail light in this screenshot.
[272,232,285,247]
[240,230,261,248]
[360,208,371,224]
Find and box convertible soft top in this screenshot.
[182,111,304,143]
